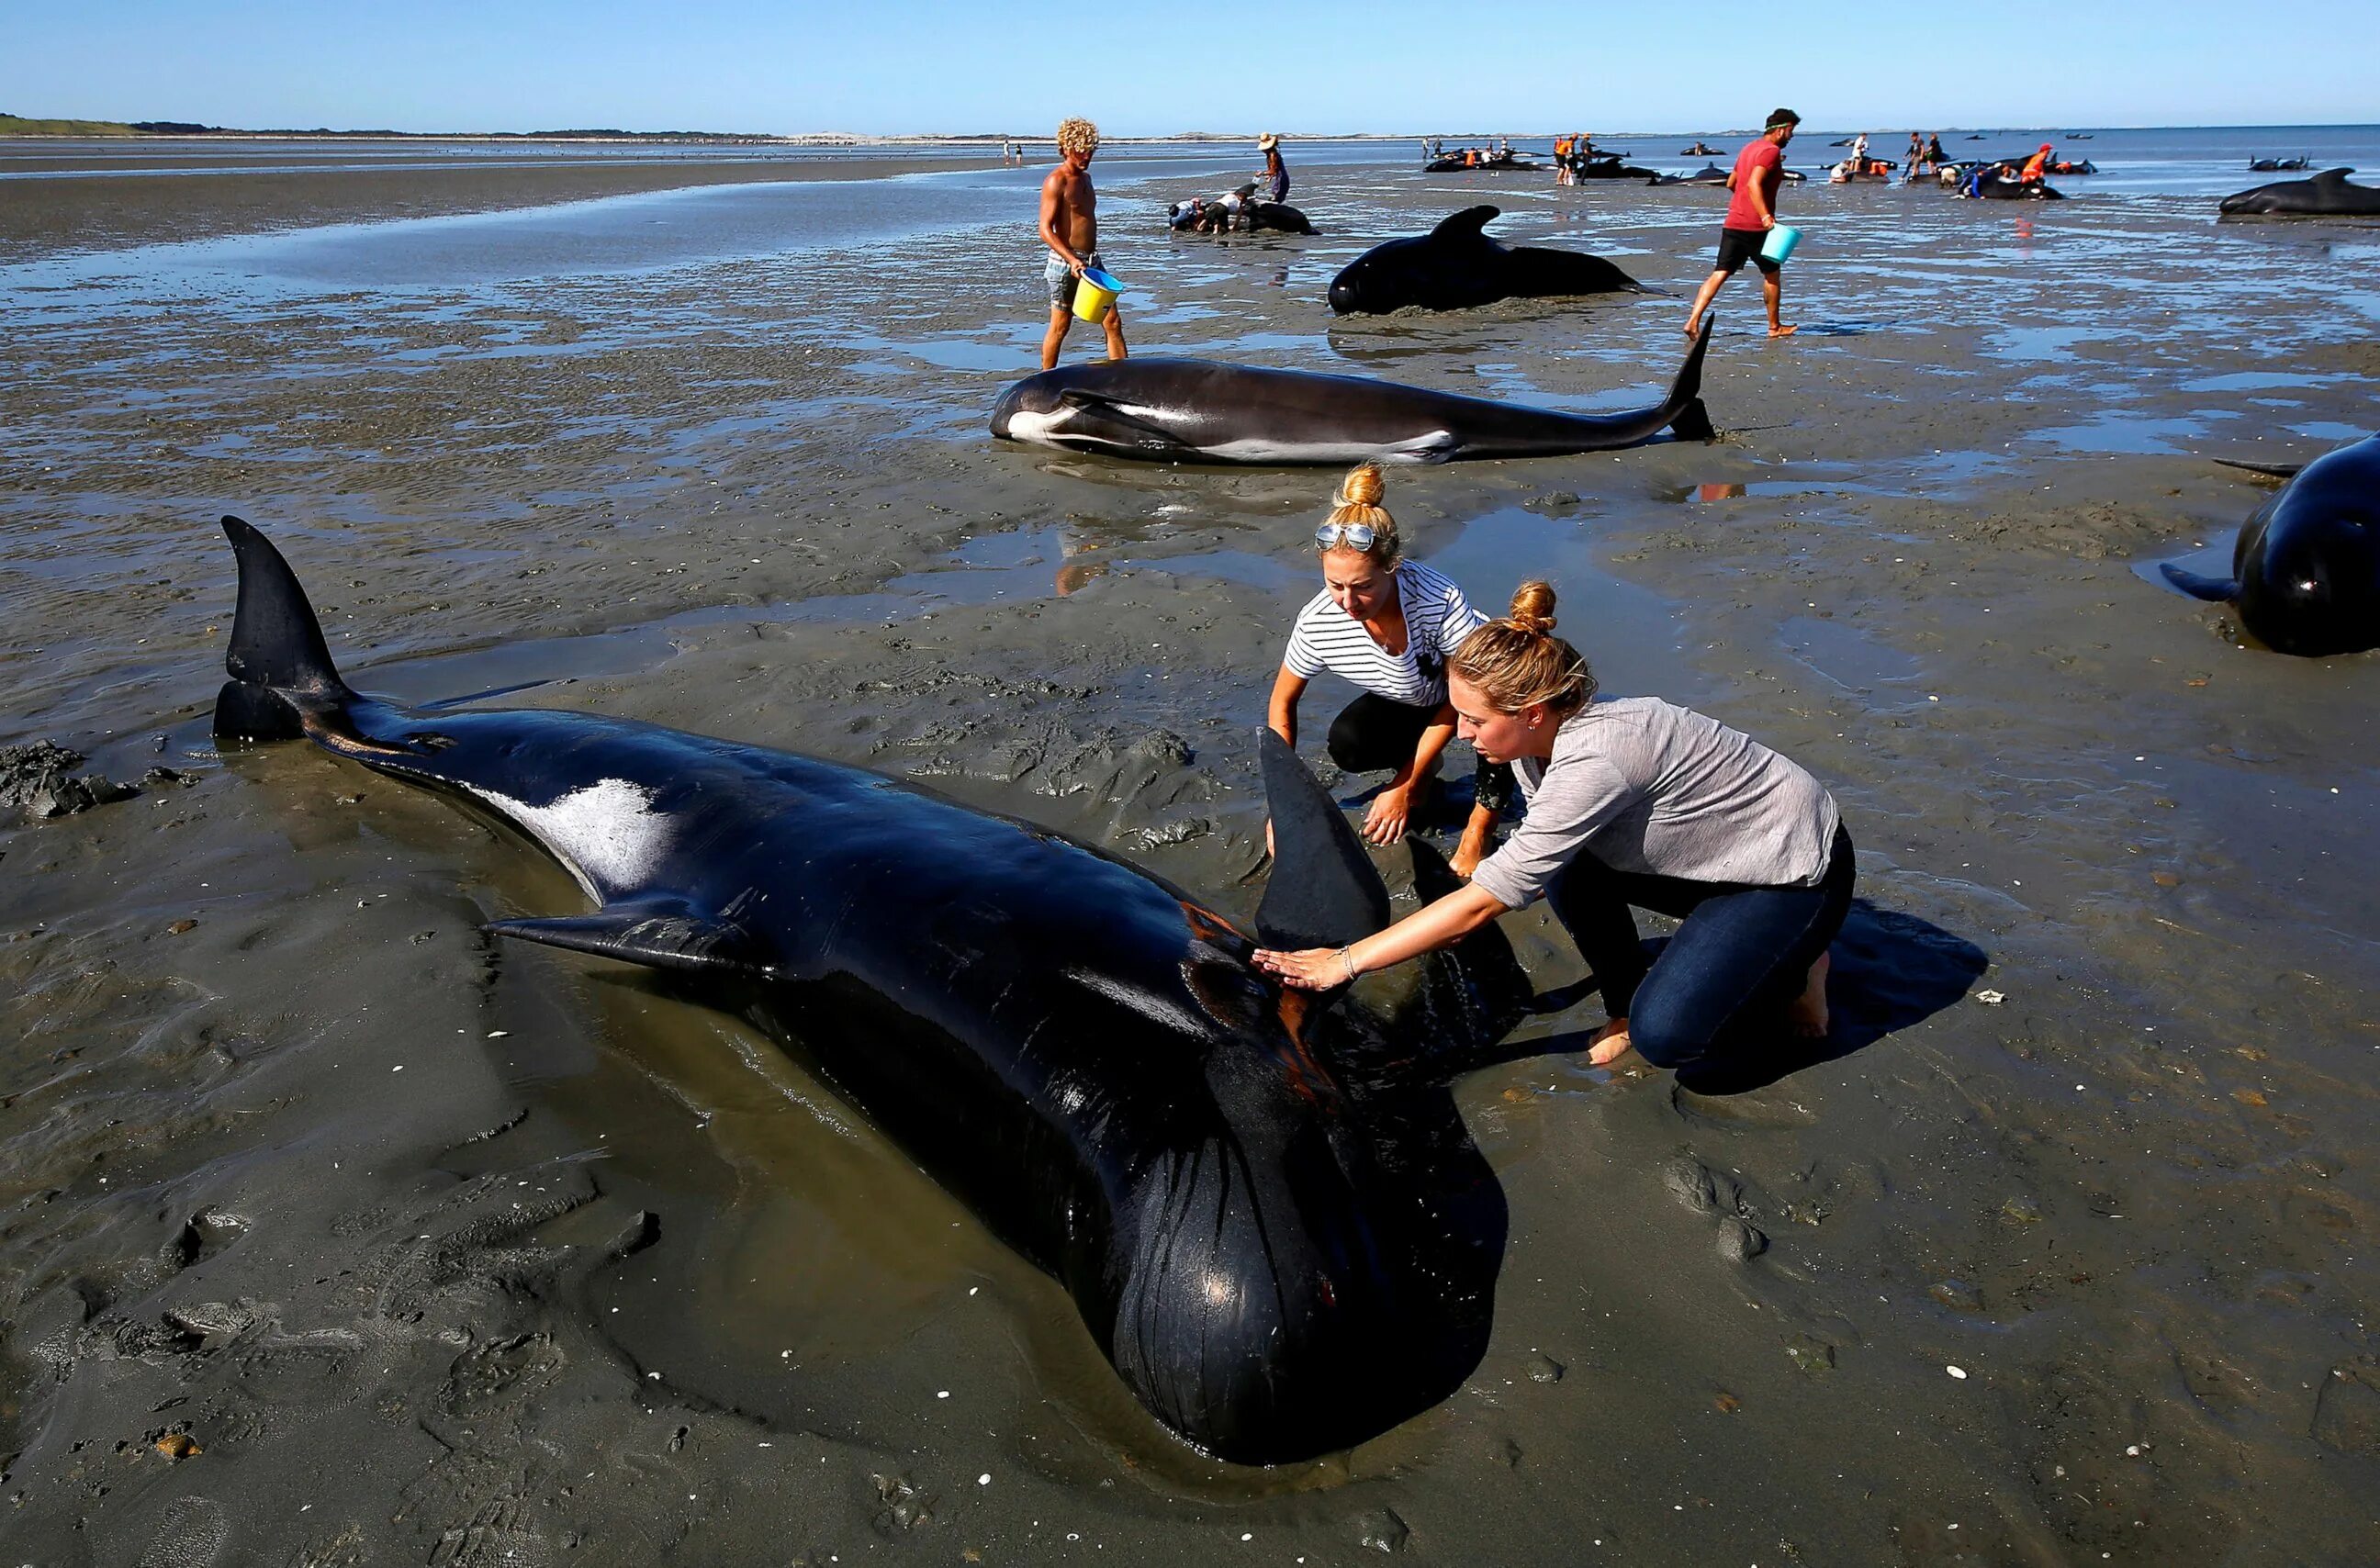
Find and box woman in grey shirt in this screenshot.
[1256,581,1854,1081]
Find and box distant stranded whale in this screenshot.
[1327,206,1642,313]
[991,318,1715,465]
[2159,435,2380,656]
[2219,168,2380,217]
[210,518,1521,1464]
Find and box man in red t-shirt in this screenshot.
[1683,107,1801,341]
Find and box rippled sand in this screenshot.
[2,145,2376,1564]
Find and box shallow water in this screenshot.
[2,134,2377,1565]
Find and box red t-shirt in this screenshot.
[1724,138,1784,230]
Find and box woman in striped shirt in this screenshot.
[1266,465,1510,872]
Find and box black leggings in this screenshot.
[1326,692,1515,816]
[1546,823,1855,1075]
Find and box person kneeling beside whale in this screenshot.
[1267,465,1511,876]
[1257,582,1854,1083]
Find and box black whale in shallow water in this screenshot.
[212,519,1517,1463]
[2160,434,2380,656]
[2219,168,2380,217]
[1328,206,1642,313]
[991,318,1714,465]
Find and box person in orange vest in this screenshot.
[1555,134,1573,185]
[2020,142,2054,184]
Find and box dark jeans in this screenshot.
[1546,823,1855,1074]
[1327,691,1514,816]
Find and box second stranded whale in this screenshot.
[992,318,1715,464]
[1327,205,1643,313]
[2160,432,2380,656]
[209,517,1520,1465]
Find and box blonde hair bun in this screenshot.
[1508,579,1558,635]
[1334,463,1386,510]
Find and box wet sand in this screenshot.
[2,148,2377,1564]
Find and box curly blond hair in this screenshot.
[1451,580,1597,718]
[1056,118,1100,157]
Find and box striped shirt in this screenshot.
[1469,696,1841,909]
[1283,561,1488,707]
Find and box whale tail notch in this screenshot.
[1665,316,1718,442]
[215,515,355,742]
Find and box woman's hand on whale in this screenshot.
[1362,783,1415,845]
[1253,945,1358,991]
[1255,884,1512,991]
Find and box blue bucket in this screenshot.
[1760,225,1803,264]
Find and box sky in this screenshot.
[6,0,2372,137]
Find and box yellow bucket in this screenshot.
[1072,266,1123,324]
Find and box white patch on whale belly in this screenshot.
[1203,429,1455,465]
[467,778,670,899]
[1000,409,1069,446]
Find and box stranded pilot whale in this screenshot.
[210,518,1518,1464]
[992,317,1715,465]
[2159,433,2380,656]
[2218,168,2380,217]
[1327,206,1643,313]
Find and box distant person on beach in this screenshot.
[1255,581,1851,1084]
[1905,131,1924,181]
[1924,132,1946,165]
[2020,141,2054,185]
[1266,465,1510,875]
[1682,106,1801,341]
[1258,133,1289,202]
[1038,117,1127,371]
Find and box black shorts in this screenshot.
[1714,226,1780,276]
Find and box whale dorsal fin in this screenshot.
[1254,728,1391,955]
[2314,167,2356,182]
[1431,206,1500,241]
[488,898,764,975]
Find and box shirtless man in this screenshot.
[1038,117,1128,372]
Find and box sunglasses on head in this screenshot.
[1314,521,1378,552]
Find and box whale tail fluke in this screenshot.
[216,515,354,742]
[1665,317,1718,442]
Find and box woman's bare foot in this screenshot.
[1681,316,1704,339]
[1786,951,1830,1037]
[1768,323,1799,338]
[1587,1018,1633,1067]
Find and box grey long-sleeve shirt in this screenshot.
[1468,697,1840,909]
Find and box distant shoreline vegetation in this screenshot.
[3,113,2369,144]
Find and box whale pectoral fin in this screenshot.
[2158,563,2240,603]
[2214,457,2303,482]
[1054,391,1193,457]
[1382,430,1460,465]
[1431,205,1500,240]
[488,902,764,975]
